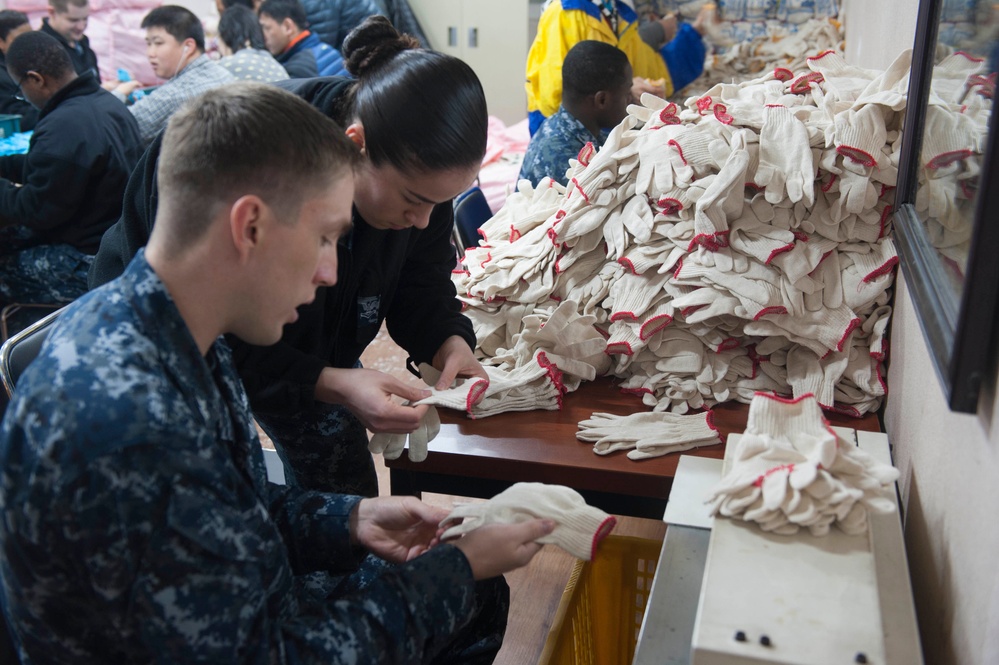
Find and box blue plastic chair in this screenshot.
[453,186,494,250]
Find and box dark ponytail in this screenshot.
[341,15,487,174]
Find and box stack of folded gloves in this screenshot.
[412,356,566,419]
[576,409,721,460]
[705,392,899,536]
[440,482,617,560]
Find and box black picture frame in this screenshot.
[894,0,999,413]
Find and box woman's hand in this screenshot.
[315,367,431,433]
[431,335,487,390]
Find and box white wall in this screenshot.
[843,1,999,663]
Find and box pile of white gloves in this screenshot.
[696,18,845,93]
[440,482,617,560]
[911,49,992,271]
[453,48,924,422]
[705,392,899,536]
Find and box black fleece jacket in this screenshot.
[88,76,476,413]
[0,73,142,253]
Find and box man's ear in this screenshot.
[345,123,365,153]
[281,17,298,37]
[592,90,610,110]
[229,194,265,262]
[46,6,56,21]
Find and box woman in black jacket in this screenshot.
[89,15,488,496]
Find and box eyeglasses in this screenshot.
[13,78,25,102]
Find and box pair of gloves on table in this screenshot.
[576,410,722,460]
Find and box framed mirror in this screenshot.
[894,0,999,412]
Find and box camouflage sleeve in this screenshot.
[264,483,367,575]
[281,545,480,663]
[66,448,478,662]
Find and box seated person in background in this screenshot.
[218,5,290,82]
[0,11,39,131]
[0,31,141,308]
[259,0,348,78]
[112,5,234,144]
[526,0,713,135]
[519,40,632,187]
[214,0,254,14]
[40,0,98,78]
[0,82,546,662]
[301,0,379,49]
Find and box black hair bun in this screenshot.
[342,15,421,78]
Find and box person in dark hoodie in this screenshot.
[0,31,142,308]
[90,16,488,500]
[40,0,98,78]
[258,0,347,78]
[0,11,39,131]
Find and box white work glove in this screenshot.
[440,482,617,560]
[835,104,888,168]
[755,104,815,206]
[367,365,443,462]
[692,143,750,246]
[366,407,441,463]
[576,410,720,459]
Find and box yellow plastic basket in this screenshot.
[538,535,662,665]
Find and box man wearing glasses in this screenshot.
[0,31,141,313]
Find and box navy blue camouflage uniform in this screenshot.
[0,251,507,663]
[518,105,608,188]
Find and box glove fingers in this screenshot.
[439,521,476,541]
[382,433,407,460]
[368,433,390,455]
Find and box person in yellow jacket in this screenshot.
[526,0,710,135]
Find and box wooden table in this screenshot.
[385,378,882,518]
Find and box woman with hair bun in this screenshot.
[90,16,510,661]
[93,15,489,497]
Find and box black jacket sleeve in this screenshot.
[0,129,91,232]
[386,203,476,364]
[0,154,26,183]
[88,134,162,289]
[280,50,319,79]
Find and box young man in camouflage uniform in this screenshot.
[0,83,551,662]
[519,39,633,187]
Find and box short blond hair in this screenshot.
[48,0,88,14]
[157,82,359,252]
